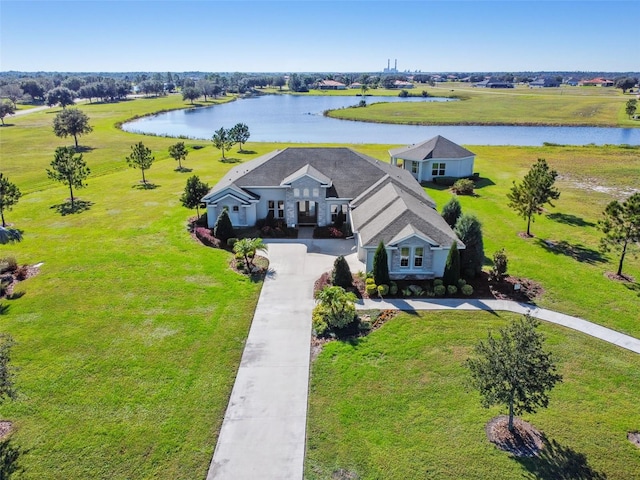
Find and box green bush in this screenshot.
[312,304,329,336]
[402,287,412,297]
[331,255,353,289]
[389,281,398,295]
[458,278,467,287]
[433,279,443,287]
[409,284,424,296]
[365,277,376,285]
[447,285,458,295]
[366,283,378,296]
[227,238,238,248]
[452,178,475,195]
[434,285,446,296]
[377,284,389,296]
[462,284,474,296]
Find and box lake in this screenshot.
[122,94,640,146]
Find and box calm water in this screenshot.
[122,94,640,146]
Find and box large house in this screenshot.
[388,135,476,183]
[202,141,468,279]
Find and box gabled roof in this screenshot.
[389,135,474,161]
[281,164,332,187]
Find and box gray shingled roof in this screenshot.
[389,135,474,161]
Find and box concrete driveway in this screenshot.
[207,239,363,480]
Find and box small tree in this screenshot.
[180,175,209,218]
[213,207,235,243]
[169,141,189,170]
[441,196,462,227]
[490,248,508,281]
[625,99,637,119]
[598,192,640,277]
[331,255,353,289]
[0,100,15,126]
[212,127,233,160]
[229,123,250,152]
[182,87,201,104]
[454,214,484,277]
[443,242,460,287]
[233,237,266,270]
[126,142,154,185]
[0,173,22,227]
[466,315,562,432]
[372,241,390,286]
[52,107,93,149]
[507,158,560,236]
[314,286,357,329]
[46,146,90,209]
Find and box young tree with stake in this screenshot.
[46,146,90,209]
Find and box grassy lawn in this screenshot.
[306,311,640,480]
[325,83,638,128]
[1,93,639,478]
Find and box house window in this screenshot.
[432,162,446,176]
[411,162,418,174]
[277,200,285,218]
[303,188,309,197]
[268,200,285,218]
[414,247,424,267]
[330,204,348,223]
[294,188,300,197]
[232,206,239,212]
[400,247,410,267]
[313,188,320,197]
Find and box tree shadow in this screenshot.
[0,436,24,478]
[546,213,596,228]
[516,436,607,480]
[0,123,16,128]
[474,176,496,189]
[220,157,241,164]
[174,167,193,173]
[50,200,93,216]
[421,181,449,191]
[239,149,256,155]
[624,281,640,297]
[0,304,9,315]
[74,145,95,153]
[536,238,606,265]
[5,291,25,300]
[131,183,159,190]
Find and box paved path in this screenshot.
[357,298,640,354]
[208,242,640,480]
[206,240,363,480]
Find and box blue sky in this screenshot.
[1,1,638,73]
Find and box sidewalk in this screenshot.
[357,298,640,354]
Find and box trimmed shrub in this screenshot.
[373,241,390,286]
[365,277,376,285]
[365,283,378,296]
[377,284,389,296]
[227,238,238,248]
[195,227,222,248]
[441,197,462,227]
[458,278,467,287]
[452,178,475,195]
[312,304,329,336]
[443,243,460,287]
[433,278,443,287]
[491,248,508,281]
[434,285,446,296]
[389,281,398,295]
[455,214,485,277]
[331,255,353,288]
[213,208,235,243]
[461,284,474,296]
[447,285,458,295]
[409,284,424,296]
[402,287,412,297]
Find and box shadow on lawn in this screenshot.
[131,183,160,190]
[0,437,24,479]
[516,436,607,480]
[536,238,606,265]
[50,199,93,216]
[546,213,596,228]
[624,281,640,297]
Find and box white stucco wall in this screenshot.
[420,157,475,182]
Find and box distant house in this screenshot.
[316,80,347,90]
[393,80,414,89]
[474,78,514,88]
[529,78,560,88]
[579,78,614,87]
[202,145,464,279]
[388,135,476,183]
[349,82,363,89]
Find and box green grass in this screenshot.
[306,311,640,480]
[325,83,639,127]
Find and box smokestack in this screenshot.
[387,59,390,70]
[395,59,397,70]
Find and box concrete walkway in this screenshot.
[357,298,640,354]
[206,240,363,480]
[208,241,640,480]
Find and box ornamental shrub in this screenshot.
[331,256,353,288]
[452,178,475,195]
[409,284,424,296]
[373,241,390,286]
[312,304,329,336]
[434,285,446,296]
[213,208,235,243]
[447,285,458,295]
[455,214,485,277]
[491,248,508,281]
[441,197,462,227]
[365,277,375,285]
[389,281,398,295]
[366,283,378,296]
[433,279,444,287]
[377,284,389,296]
[443,243,461,287]
[402,287,412,297]
[461,284,474,296]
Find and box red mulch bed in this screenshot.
[605,272,635,283]
[486,415,544,457]
[0,421,13,439]
[628,431,640,448]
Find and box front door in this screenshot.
[297,201,317,225]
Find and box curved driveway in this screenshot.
[207,240,640,480]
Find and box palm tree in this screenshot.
[233,238,266,269]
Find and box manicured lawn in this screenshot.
[306,311,640,480]
[325,83,638,128]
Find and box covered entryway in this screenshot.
[297,201,317,225]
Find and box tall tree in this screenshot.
[598,192,640,277]
[180,175,209,218]
[372,241,390,286]
[442,242,460,286]
[229,123,250,152]
[507,158,560,236]
[0,84,23,107]
[168,141,189,170]
[125,142,154,185]
[0,173,22,227]
[52,108,93,149]
[182,87,200,104]
[0,101,15,126]
[213,207,235,242]
[211,127,233,160]
[454,214,484,277]
[466,315,562,432]
[45,86,75,108]
[46,146,90,208]
[441,196,462,227]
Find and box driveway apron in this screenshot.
[207,240,362,480]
